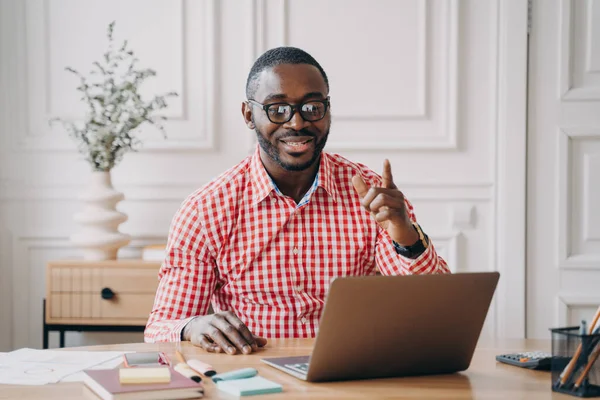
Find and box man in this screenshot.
[145,47,450,355]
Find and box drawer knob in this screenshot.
[101,287,115,300]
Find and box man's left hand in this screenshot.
[352,160,420,247]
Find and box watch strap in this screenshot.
[392,223,429,259]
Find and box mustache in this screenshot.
[275,129,316,140]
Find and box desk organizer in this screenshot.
[551,327,600,398]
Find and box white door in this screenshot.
[527,0,600,338]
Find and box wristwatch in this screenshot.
[392,223,429,259]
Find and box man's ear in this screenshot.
[241,101,255,129]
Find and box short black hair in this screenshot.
[245,46,329,100]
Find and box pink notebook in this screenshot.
[83,367,204,400]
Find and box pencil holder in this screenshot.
[551,327,600,398]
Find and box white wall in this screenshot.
[0,0,527,350]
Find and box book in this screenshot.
[118,367,171,384]
[142,244,166,261]
[83,367,203,400]
[216,376,282,396]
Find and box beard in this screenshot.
[255,126,329,172]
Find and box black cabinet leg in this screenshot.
[42,298,48,349]
[43,325,49,349]
[59,330,65,348]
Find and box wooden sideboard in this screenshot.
[44,260,161,348]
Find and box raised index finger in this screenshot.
[382,159,396,189]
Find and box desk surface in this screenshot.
[1,339,573,399]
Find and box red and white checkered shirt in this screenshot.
[144,147,450,342]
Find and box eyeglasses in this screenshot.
[247,97,330,124]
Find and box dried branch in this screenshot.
[49,21,178,171]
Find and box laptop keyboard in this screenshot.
[284,362,309,375]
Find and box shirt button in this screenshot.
[296,286,302,292]
[301,317,307,324]
[293,247,299,255]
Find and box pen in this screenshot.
[588,306,600,335]
[174,347,203,383]
[212,367,258,382]
[174,363,203,383]
[187,359,217,378]
[176,346,218,377]
[175,348,187,365]
[580,320,588,335]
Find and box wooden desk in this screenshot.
[1,339,574,399]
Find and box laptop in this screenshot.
[261,272,499,382]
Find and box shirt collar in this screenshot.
[316,151,339,202]
[250,146,275,205]
[249,145,339,205]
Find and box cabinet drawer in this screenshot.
[46,262,160,324]
[48,267,159,294]
[100,294,156,319]
[96,268,159,294]
[48,292,156,320]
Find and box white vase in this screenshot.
[70,171,131,261]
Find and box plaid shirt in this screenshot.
[145,147,450,342]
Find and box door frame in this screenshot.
[494,0,529,338]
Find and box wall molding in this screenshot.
[430,231,461,273]
[17,0,218,152]
[556,295,600,327]
[330,0,429,121]
[559,0,600,101]
[247,0,459,151]
[586,0,600,73]
[557,127,600,270]
[494,0,527,339]
[2,0,27,152]
[451,204,477,230]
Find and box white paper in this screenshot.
[60,354,127,382]
[0,348,127,385]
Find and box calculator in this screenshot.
[495,351,553,370]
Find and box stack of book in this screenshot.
[142,244,166,262]
[83,367,203,400]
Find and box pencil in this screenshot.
[588,306,600,335]
[560,346,583,386]
[176,348,187,365]
[574,343,600,389]
[560,306,600,386]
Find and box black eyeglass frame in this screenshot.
[247,97,331,124]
